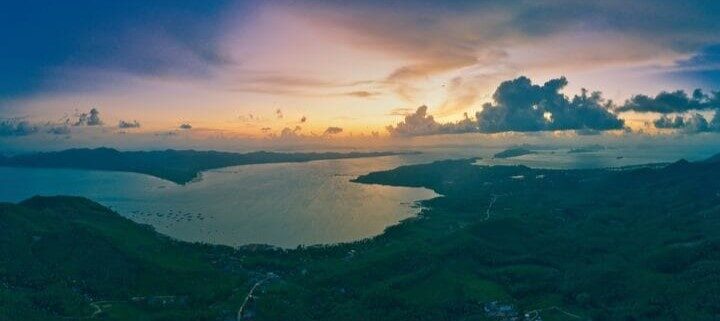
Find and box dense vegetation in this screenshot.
[493,147,536,159]
[0,148,408,184]
[567,144,605,153]
[3,154,720,320]
[0,197,253,321]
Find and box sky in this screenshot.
[2,0,720,151]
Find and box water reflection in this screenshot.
[0,144,716,247]
[0,156,437,248]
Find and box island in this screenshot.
[493,147,536,159]
[0,148,413,184]
[568,144,606,153]
[3,153,720,320]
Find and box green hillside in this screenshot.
[4,155,720,320]
[0,196,251,321]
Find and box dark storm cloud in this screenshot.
[118,120,141,129]
[653,112,720,133]
[387,76,624,136]
[653,115,686,129]
[323,127,343,135]
[476,77,624,133]
[618,89,720,113]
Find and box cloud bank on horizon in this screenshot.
[2,0,720,147]
[387,77,625,136]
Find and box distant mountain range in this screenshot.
[0,148,412,184]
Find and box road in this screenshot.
[525,306,583,320]
[237,274,276,320]
[66,300,122,319]
[483,194,499,221]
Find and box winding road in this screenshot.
[237,274,277,320]
[483,194,499,221]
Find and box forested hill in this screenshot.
[343,153,720,320]
[0,196,251,321]
[0,148,409,184]
[4,154,720,320]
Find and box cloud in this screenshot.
[268,125,304,140]
[0,119,39,136]
[300,116,307,123]
[385,105,438,136]
[301,1,720,103]
[618,89,720,113]
[387,76,625,136]
[477,77,624,133]
[229,74,379,97]
[73,108,103,126]
[239,113,263,122]
[575,128,602,136]
[436,76,485,116]
[343,91,381,98]
[179,123,192,130]
[154,131,178,137]
[1,2,234,99]
[240,75,372,89]
[7,1,720,106]
[279,127,300,139]
[653,115,687,129]
[323,126,343,135]
[260,127,272,132]
[118,120,141,128]
[275,109,284,119]
[667,44,720,87]
[386,106,479,137]
[677,113,711,133]
[387,107,416,116]
[653,112,720,133]
[0,118,73,137]
[46,125,71,135]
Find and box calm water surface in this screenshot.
[0,156,438,248]
[1,144,716,247]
